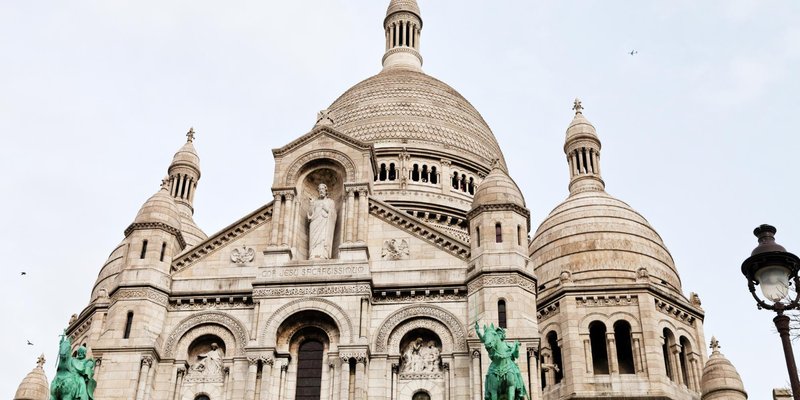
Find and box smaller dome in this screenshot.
[701,338,747,399]
[471,166,526,209]
[170,140,200,172]
[564,110,599,150]
[14,355,48,400]
[387,0,420,18]
[132,185,181,230]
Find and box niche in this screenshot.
[399,328,442,379]
[295,162,345,260]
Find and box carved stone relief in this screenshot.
[382,239,410,260]
[230,245,255,264]
[400,337,442,379]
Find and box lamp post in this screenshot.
[741,224,800,400]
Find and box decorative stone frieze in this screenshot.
[168,296,253,311]
[254,284,371,298]
[536,302,560,322]
[112,287,169,306]
[467,274,536,295]
[575,295,638,307]
[163,312,249,358]
[375,305,467,353]
[655,298,697,326]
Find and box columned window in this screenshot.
[296,340,324,400]
[589,321,609,374]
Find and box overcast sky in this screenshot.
[2,0,800,397]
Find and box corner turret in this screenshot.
[13,355,49,400]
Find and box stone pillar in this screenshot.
[171,365,186,400]
[687,354,700,391]
[354,357,367,400]
[246,357,259,400]
[329,360,339,400]
[346,189,356,243]
[527,348,541,400]
[357,188,368,242]
[278,362,289,400]
[583,339,593,375]
[443,362,451,400]
[270,194,282,246]
[390,363,399,400]
[359,297,369,338]
[670,344,683,386]
[440,160,451,194]
[606,333,618,374]
[632,337,644,373]
[251,301,260,339]
[340,358,351,400]
[260,357,274,400]
[471,349,482,400]
[222,367,231,400]
[281,193,295,246]
[136,356,153,400]
[595,152,601,175]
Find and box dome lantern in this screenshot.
[383,0,423,70]
[565,99,605,194]
[700,337,748,399]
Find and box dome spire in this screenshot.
[166,128,207,247]
[564,98,605,194]
[382,0,423,70]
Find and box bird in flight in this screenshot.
[27,340,34,346]
[20,271,27,276]
[629,50,638,56]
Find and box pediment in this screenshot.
[369,198,471,261]
[272,125,374,158]
[171,201,274,273]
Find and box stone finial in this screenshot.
[316,109,334,126]
[36,354,45,368]
[572,98,583,115]
[186,127,195,143]
[710,336,720,353]
[160,176,171,191]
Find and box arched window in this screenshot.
[348,358,356,400]
[412,164,419,181]
[548,331,563,384]
[468,177,475,194]
[452,172,459,189]
[140,240,148,259]
[460,174,467,191]
[123,311,134,339]
[614,320,635,374]
[495,223,503,243]
[296,340,324,400]
[379,163,387,181]
[388,163,396,181]
[195,395,210,400]
[589,321,609,374]
[475,227,481,247]
[679,336,692,388]
[160,242,167,262]
[430,166,438,184]
[412,391,431,400]
[663,328,675,381]
[421,165,429,183]
[497,300,507,328]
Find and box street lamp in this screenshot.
[741,224,800,400]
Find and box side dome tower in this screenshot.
[13,355,48,400]
[325,0,506,238]
[529,100,706,399]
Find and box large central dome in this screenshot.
[327,68,505,167]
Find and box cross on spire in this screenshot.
[186,127,195,143]
[710,336,721,353]
[573,98,584,114]
[36,354,46,368]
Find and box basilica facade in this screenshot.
[15,1,749,400]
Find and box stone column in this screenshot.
[222,367,231,400]
[359,297,369,338]
[357,188,368,242]
[527,348,541,400]
[471,349,482,400]
[329,360,339,400]
[595,153,601,175]
[136,356,153,400]
[583,339,593,375]
[354,357,367,400]
[278,362,289,400]
[281,193,295,246]
[171,365,186,400]
[632,337,644,373]
[687,354,700,391]
[270,194,282,246]
[340,357,351,400]
[670,344,683,386]
[606,333,619,374]
[390,363,399,400]
[346,189,356,243]
[246,357,259,400]
[443,362,451,400]
[440,160,451,194]
[260,357,274,400]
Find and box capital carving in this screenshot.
[224,366,230,375]
[260,356,274,366]
[526,347,538,358]
[281,362,289,372]
[248,357,259,366]
[471,349,481,359]
[177,366,186,376]
[391,363,400,373]
[442,362,450,371]
[141,356,153,367]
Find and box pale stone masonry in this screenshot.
[17,1,749,400]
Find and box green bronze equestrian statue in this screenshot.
[50,331,96,400]
[475,321,528,400]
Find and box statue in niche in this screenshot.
[308,183,337,259]
[190,343,224,377]
[401,337,440,374]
